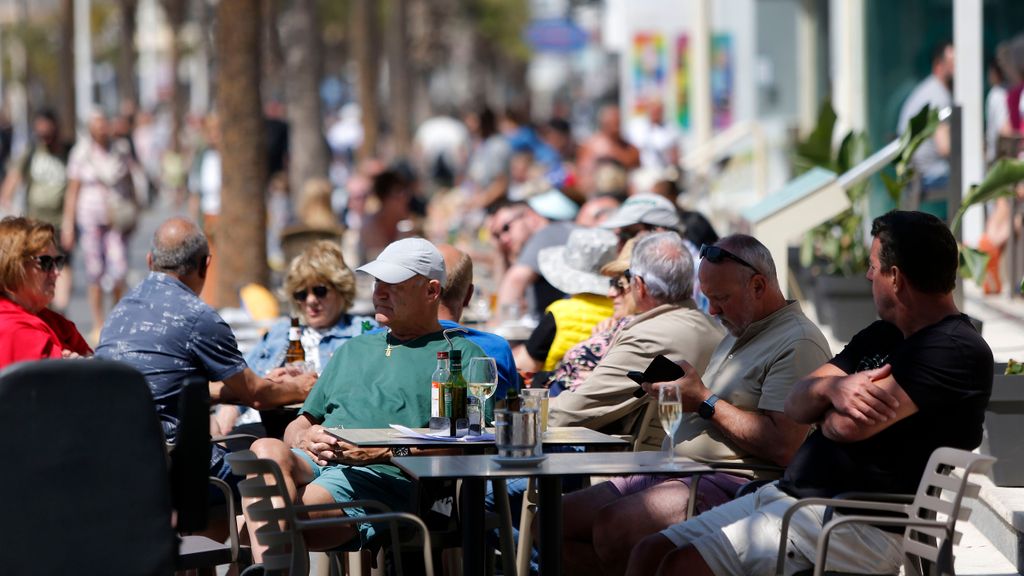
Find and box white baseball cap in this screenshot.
[599,193,680,230]
[356,237,447,284]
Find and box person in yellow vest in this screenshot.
[513,227,618,373]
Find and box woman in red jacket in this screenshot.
[0,216,91,368]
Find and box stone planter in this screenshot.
[980,364,1024,487]
[814,275,877,341]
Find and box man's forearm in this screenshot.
[708,404,808,466]
[784,376,839,424]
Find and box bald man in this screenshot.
[96,217,313,484]
[438,244,518,399]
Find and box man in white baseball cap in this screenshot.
[238,237,485,561]
[600,193,681,249]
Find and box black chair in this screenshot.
[0,359,177,575]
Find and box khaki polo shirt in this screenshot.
[674,300,831,470]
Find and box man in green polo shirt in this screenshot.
[240,238,484,560]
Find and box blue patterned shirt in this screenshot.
[96,272,247,440]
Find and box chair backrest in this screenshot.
[226,450,309,575]
[170,377,213,533]
[903,447,996,576]
[0,359,177,575]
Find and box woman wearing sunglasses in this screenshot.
[246,241,377,377]
[0,216,91,368]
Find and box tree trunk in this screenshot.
[215,0,268,306]
[162,0,185,152]
[59,0,76,140]
[262,0,284,103]
[352,0,379,162]
[281,0,328,198]
[387,0,412,158]
[117,0,139,110]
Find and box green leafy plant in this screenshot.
[952,158,1024,287]
[797,100,870,276]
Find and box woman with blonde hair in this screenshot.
[246,240,375,375]
[0,216,91,367]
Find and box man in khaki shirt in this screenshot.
[547,231,724,450]
[560,234,830,576]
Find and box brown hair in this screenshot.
[441,250,473,310]
[282,240,356,316]
[297,177,341,230]
[0,217,57,293]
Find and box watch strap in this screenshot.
[698,394,720,419]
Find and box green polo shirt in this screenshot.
[301,329,485,431]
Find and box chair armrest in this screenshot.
[812,515,947,576]
[775,497,910,576]
[213,433,261,443]
[292,499,392,517]
[208,476,243,563]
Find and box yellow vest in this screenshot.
[544,294,614,371]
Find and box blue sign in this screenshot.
[524,19,588,53]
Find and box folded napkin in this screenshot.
[389,424,494,442]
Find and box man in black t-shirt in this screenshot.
[626,211,993,576]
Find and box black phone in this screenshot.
[630,355,685,398]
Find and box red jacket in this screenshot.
[0,297,91,369]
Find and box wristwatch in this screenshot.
[390,447,411,457]
[697,394,720,420]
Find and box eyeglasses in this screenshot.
[623,269,642,284]
[698,245,760,274]
[293,285,329,302]
[31,254,66,273]
[608,275,630,295]
[496,211,525,236]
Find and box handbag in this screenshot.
[106,191,138,233]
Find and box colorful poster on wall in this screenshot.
[632,32,666,118]
[675,35,689,129]
[711,33,734,130]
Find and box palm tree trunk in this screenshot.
[387,0,412,158]
[215,0,268,306]
[352,0,379,162]
[281,0,328,198]
[162,0,186,153]
[117,0,139,110]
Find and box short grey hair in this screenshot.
[717,234,779,288]
[630,231,694,304]
[150,226,209,276]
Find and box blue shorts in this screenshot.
[292,448,415,550]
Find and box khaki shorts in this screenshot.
[660,482,904,575]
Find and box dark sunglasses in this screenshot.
[497,211,525,235]
[608,276,630,294]
[32,254,66,273]
[623,269,643,284]
[293,285,329,302]
[698,245,760,274]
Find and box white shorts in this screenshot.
[659,483,905,575]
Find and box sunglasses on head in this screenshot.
[698,245,759,274]
[293,285,329,302]
[32,254,66,273]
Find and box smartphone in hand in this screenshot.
[630,355,685,398]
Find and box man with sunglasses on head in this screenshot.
[629,212,993,576]
[560,234,830,575]
[96,217,314,493]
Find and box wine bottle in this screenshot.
[447,350,468,436]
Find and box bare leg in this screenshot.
[112,280,125,305]
[244,438,357,562]
[593,480,691,575]
[88,284,104,337]
[655,545,715,576]
[559,481,622,576]
[53,268,72,312]
[624,533,677,576]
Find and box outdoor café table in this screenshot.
[324,426,630,451]
[392,451,713,576]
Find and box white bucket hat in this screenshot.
[538,228,619,296]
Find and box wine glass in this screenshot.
[658,384,683,467]
[467,357,499,422]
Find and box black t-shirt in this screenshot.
[779,316,993,499]
[525,312,558,362]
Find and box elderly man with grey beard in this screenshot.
[559,234,831,576]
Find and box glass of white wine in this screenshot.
[658,383,683,467]
[467,357,499,423]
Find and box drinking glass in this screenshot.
[658,384,683,467]
[467,357,498,403]
[521,388,550,434]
